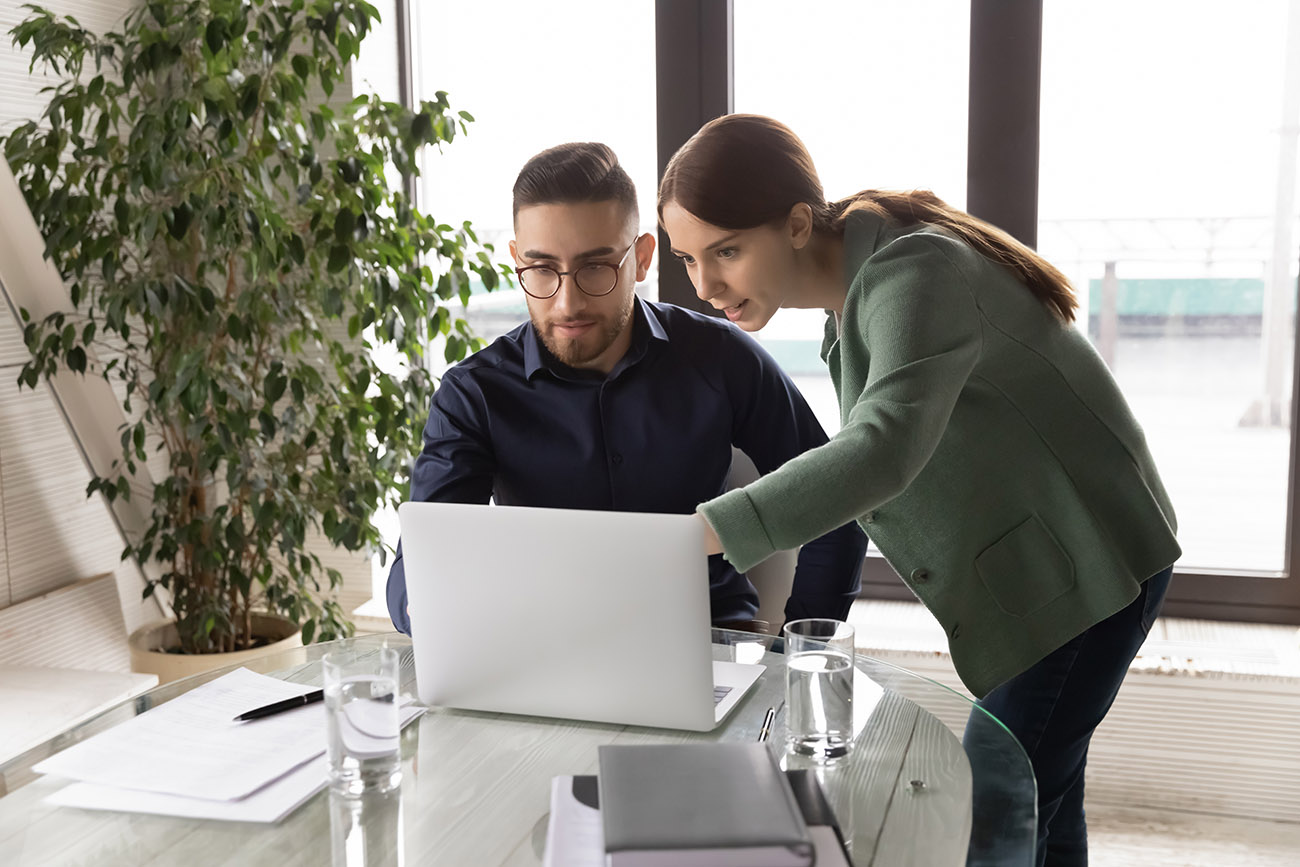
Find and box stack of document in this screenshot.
[33,667,423,823]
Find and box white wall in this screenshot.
[0,1,159,661]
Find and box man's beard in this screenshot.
[535,297,635,368]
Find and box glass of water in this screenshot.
[783,618,855,760]
[324,645,401,796]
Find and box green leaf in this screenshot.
[337,157,361,184]
[168,202,192,240]
[410,111,432,143]
[239,75,261,118]
[205,18,227,55]
[333,209,355,244]
[258,410,276,439]
[265,373,287,403]
[291,54,309,80]
[66,346,87,374]
[326,244,350,273]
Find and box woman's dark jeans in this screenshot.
[972,566,1174,867]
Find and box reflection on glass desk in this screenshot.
[0,631,1036,866]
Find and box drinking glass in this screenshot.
[324,645,401,795]
[783,619,855,760]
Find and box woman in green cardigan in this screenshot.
[659,114,1179,866]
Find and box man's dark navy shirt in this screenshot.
[386,297,866,633]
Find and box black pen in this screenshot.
[757,706,777,742]
[233,689,325,721]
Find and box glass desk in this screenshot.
[0,631,1036,866]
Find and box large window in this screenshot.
[361,1,1300,622]
[1039,0,1299,574]
[733,0,970,434]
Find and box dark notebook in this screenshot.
[597,743,819,867]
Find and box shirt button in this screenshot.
[611,453,623,466]
[911,568,929,583]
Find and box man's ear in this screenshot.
[508,239,520,265]
[634,232,656,282]
[787,203,814,250]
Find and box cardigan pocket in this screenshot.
[975,514,1077,617]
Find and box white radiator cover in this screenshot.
[849,600,1300,824]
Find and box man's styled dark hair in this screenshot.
[512,142,638,224]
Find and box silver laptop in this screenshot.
[398,502,765,731]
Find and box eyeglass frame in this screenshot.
[514,236,641,299]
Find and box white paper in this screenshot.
[33,668,330,801]
[45,703,425,823]
[543,776,604,867]
[48,754,327,823]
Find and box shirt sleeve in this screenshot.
[721,327,869,622]
[701,235,982,573]
[386,369,496,633]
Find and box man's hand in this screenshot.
[696,511,724,556]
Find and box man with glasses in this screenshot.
[386,142,866,635]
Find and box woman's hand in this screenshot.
[696,511,724,556]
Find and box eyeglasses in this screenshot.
[515,237,639,299]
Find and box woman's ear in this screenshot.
[787,202,814,250]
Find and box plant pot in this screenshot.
[128,613,304,684]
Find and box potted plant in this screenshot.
[4,0,507,677]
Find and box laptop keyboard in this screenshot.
[713,685,733,705]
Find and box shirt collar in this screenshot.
[523,294,669,381]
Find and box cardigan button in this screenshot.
[863,511,875,524]
[911,567,929,583]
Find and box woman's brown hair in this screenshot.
[658,114,1077,322]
